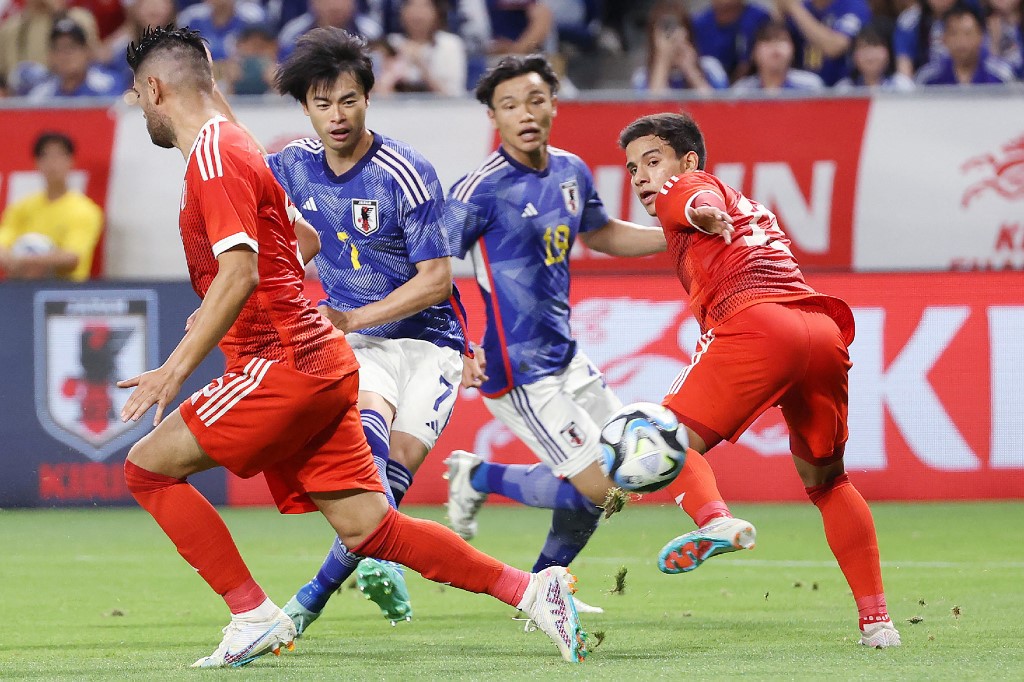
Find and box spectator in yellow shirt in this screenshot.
[0,132,103,281]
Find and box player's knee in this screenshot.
[336,492,390,548]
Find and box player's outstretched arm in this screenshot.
[294,216,321,263]
[579,219,667,257]
[118,247,258,425]
[323,256,453,333]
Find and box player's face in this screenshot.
[129,74,176,149]
[35,142,73,185]
[303,72,369,158]
[488,73,556,162]
[624,135,694,217]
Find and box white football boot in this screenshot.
[658,516,756,574]
[859,619,902,648]
[443,450,488,540]
[517,566,588,663]
[191,603,296,668]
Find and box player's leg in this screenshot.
[128,361,356,667]
[311,487,588,662]
[658,306,807,573]
[283,389,402,632]
[782,302,900,647]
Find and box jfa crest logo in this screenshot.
[34,290,159,462]
[351,199,379,235]
[560,180,580,216]
[560,421,586,448]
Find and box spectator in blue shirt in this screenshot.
[178,0,268,62]
[917,3,1016,81]
[835,21,916,88]
[98,0,177,87]
[278,0,383,60]
[28,17,122,99]
[633,0,730,92]
[894,0,956,77]
[733,18,828,90]
[692,0,772,82]
[984,0,1023,76]
[484,0,554,56]
[775,0,872,85]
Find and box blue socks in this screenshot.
[294,409,397,613]
[532,505,603,572]
[470,461,595,511]
[387,459,413,506]
[468,461,603,571]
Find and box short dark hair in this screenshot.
[753,19,793,46]
[33,132,75,158]
[618,113,707,170]
[50,17,88,46]
[474,54,559,108]
[126,25,212,89]
[944,3,984,30]
[275,28,375,102]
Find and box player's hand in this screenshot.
[461,346,488,389]
[184,308,199,332]
[117,365,184,426]
[689,205,735,244]
[317,304,353,333]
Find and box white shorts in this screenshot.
[483,351,622,478]
[346,333,464,450]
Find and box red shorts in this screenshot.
[664,300,852,464]
[180,357,383,513]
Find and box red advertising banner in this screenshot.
[0,108,117,276]
[228,272,1024,506]
[550,99,871,273]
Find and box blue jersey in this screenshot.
[446,146,609,397]
[268,132,467,353]
[692,3,772,78]
[790,0,870,85]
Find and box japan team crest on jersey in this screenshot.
[33,290,158,462]
[351,199,380,235]
[560,180,580,216]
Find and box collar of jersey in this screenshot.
[321,131,383,184]
[499,145,552,178]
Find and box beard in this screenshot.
[145,109,176,149]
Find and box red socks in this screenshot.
[666,450,732,527]
[124,460,266,614]
[353,507,530,607]
[806,473,889,625]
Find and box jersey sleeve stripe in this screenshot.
[451,152,502,200]
[378,145,431,202]
[370,157,421,205]
[454,158,509,202]
[202,127,215,181]
[212,231,259,257]
[211,119,224,177]
[283,138,323,154]
[195,129,210,181]
[374,149,428,205]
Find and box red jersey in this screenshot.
[179,116,357,376]
[655,170,854,343]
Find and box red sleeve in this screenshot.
[654,173,727,234]
[194,150,260,257]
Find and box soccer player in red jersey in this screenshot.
[619,112,901,648]
[117,26,588,667]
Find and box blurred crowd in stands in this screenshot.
[0,0,1020,100]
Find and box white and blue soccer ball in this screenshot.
[599,402,688,493]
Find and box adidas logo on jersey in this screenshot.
[302,197,318,212]
[521,203,538,218]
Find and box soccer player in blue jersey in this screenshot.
[442,55,668,606]
[243,27,479,634]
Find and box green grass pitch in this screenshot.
[3,502,1023,680]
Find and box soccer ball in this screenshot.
[600,402,688,493]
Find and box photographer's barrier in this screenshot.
[2,273,1018,508]
[2,92,1023,279]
